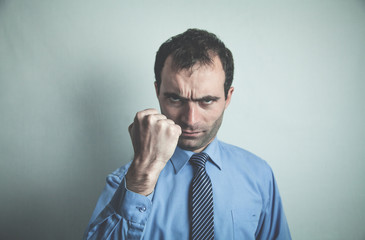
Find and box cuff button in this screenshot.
[138,206,146,213]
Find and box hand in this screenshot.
[125,109,181,195]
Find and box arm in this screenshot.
[83,174,152,240]
[255,169,292,240]
[83,109,181,239]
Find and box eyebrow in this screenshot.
[163,92,220,102]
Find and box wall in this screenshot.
[0,0,364,239]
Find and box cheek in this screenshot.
[161,104,180,119]
[206,113,221,125]
[205,104,225,121]
[196,111,220,129]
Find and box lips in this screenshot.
[181,130,203,137]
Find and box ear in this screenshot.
[154,81,159,97]
[224,87,234,109]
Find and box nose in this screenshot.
[182,102,199,127]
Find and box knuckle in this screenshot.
[166,119,174,125]
[174,125,182,135]
[135,111,144,120]
[168,124,178,134]
[145,114,155,124]
[156,119,165,128]
[155,120,168,133]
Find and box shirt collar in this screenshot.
[170,137,222,174]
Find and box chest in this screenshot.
[142,163,264,239]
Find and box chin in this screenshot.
[178,140,196,150]
[177,138,206,152]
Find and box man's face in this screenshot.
[156,55,233,152]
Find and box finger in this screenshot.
[174,124,182,135]
[135,108,159,121]
[144,113,168,126]
[158,118,175,125]
[156,119,181,135]
[152,114,168,121]
[143,108,159,113]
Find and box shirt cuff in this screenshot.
[111,177,153,225]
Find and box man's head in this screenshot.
[154,29,234,99]
[154,29,234,152]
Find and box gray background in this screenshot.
[1,0,364,239]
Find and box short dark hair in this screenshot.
[154,28,234,98]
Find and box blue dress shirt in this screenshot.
[84,138,291,239]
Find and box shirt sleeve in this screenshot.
[255,168,292,240]
[83,170,153,240]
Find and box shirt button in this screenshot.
[138,206,146,213]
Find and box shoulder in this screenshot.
[217,140,273,177]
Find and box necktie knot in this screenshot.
[190,152,209,170]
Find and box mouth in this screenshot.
[181,130,203,138]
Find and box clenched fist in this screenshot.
[125,109,182,195]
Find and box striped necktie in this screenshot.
[190,152,214,240]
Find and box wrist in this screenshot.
[125,161,161,196]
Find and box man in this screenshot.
[84,29,291,239]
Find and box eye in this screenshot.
[200,99,214,105]
[169,96,181,102]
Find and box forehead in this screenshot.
[160,55,226,95]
